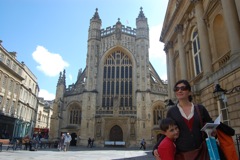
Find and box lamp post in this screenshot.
[213,84,240,97]
[213,84,240,125]
[213,84,240,156]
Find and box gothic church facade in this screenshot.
[49,8,168,147]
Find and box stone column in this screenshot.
[221,0,240,58]
[175,24,187,79]
[165,41,175,99]
[192,0,212,75]
[166,51,171,98]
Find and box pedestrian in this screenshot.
[91,138,94,148]
[64,132,72,152]
[139,139,146,150]
[58,133,65,151]
[87,138,91,147]
[157,118,179,160]
[153,79,213,160]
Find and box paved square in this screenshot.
[0,146,155,160]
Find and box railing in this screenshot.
[101,25,136,37]
[236,134,240,158]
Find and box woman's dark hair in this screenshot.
[174,79,191,91]
[174,79,193,102]
[160,118,176,132]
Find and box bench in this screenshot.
[0,139,15,151]
[104,141,125,147]
[115,141,125,146]
[0,139,10,145]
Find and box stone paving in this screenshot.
[0,145,155,160]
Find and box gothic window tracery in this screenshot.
[69,105,81,125]
[102,51,133,108]
[153,106,164,125]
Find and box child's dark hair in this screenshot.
[160,118,176,131]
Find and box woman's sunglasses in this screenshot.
[174,86,188,92]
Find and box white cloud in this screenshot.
[149,24,167,80]
[32,46,69,77]
[39,89,55,101]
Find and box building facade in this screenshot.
[50,8,168,147]
[34,98,53,138]
[0,40,39,139]
[161,0,240,143]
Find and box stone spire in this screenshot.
[137,7,146,19]
[115,18,122,40]
[136,7,149,40]
[57,70,66,86]
[91,8,100,20]
[89,8,102,40]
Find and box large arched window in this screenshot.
[191,28,202,76]
[69,105,81,125]
[102,51,133,108]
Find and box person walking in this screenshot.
[58,133,65,151]
[90,138,94,148]
[87,138,91,147]
[64,132,72,152]
[139,139,146,150]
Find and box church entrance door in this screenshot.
[109,125,123,141]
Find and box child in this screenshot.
[157,118,179,160]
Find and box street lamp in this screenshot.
[213,84,240,125]
[213,84,226,100]
[213,84,240,100]
[164,99,175,108]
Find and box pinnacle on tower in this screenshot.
[91,8,100,20]
[138,7,146,19]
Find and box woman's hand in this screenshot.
[154,149,161,160]
[211,129,217,137]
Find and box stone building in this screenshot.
[34,98,53,138]
[161,0,240,141]
[0,40,39,139]
[50,8,168,147]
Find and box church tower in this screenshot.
[49,70,66,139]
[135,7,152,141]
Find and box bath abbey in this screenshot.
[49,8,168,147]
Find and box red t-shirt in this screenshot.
[157,137,176,160]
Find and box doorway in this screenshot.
[109,125,123,141]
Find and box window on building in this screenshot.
[15,83,20,94]
[38,111,42,121]
[2,76,7,88]
[191,28,202,76]
[0,96,3,105]
[69,106,81,125]
[9,80,13,92]
[0,52,4,61]
[5,99,9,111]
[153,106,164,125]
[10,101,15,115]
[102,51,133,108]
[219,100,229,125]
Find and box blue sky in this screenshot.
[0,0,168,100]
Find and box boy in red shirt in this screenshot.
[157,118,179,160]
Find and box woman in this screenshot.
[154,80,212,160]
